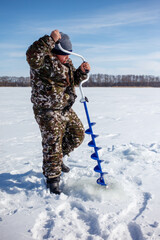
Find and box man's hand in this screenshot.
[80,62,91,73]
[51,30,61,43]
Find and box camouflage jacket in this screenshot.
[26,35,87,110]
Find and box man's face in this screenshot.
[56,55,69,64]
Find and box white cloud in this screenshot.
[8,51,25,57]
[1,4,160,76]
[92,59,160,76]
[0,58,29,77]
[0,43,25,49]
[22,7,160,36]
[136,60,160,75]
[147,52,160,60]
[85,50,160,75]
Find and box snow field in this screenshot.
[0,87,160,239]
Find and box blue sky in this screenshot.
[0,0,160,76]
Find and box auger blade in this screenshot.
[95,147,102,151]
[94,165,102,173]
[92,134,99,138]
[91,159,104,163]
[101,172,108,176]
[88,140,96,147]
[88,142,102,151]
[91,153,98,160]
[85,128,92,134]
[97,177,107,186]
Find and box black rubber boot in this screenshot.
[47,177,61,195]
[61,163,70,173]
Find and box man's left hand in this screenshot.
[80,62,91,73]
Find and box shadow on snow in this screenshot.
[0,170,43,194]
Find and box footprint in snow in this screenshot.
[128,222,145,240]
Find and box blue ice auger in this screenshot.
[58,43,107,186]
[79,81,107,186]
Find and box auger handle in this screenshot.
[57,43,89,101]
[57,43,85,62]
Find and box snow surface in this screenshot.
[0,87,160,240]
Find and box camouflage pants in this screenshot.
[33,107,85,178]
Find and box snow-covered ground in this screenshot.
[0,87,160,240]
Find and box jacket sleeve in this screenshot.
[73,67,88,86]
[68,59,88,86]
[26,35,55,69]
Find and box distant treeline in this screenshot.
[1,74,160,87]
[84,74,160,87]
[0,76,30,87]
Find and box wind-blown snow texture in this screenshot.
[0,87,160,240]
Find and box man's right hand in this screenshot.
[51,30,61,43]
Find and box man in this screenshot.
[26,30,90,194]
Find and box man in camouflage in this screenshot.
[26,30,90,194]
